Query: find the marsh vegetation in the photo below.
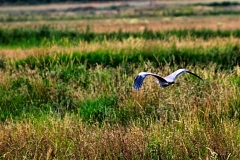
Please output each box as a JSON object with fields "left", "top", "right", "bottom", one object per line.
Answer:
{"left": 0, "top": 1, "right": 240, "bottom": 159}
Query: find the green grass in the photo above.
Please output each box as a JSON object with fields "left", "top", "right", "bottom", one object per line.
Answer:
{"left": 0, "top": 26, "right": 240, "bottom": 159}
{"left": 2, "top": 1, "right": 240, "bottom": 22}
{"left": 0, "top": 45, "right": 239, "bottom": 122}
{"left": 0, "top": 62, "right": 239, "bottom": 158}
{"left": 13, "top": 43, "right": 240, "bottom": 70}
{"left": 2, "top": 26, "right": 240, "bottom": 48}
{"left": 195, "top": 1, "right": 240, "bottom": 7}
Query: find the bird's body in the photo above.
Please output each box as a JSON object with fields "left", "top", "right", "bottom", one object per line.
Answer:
{"left": 133, "top": 69, "right": 204, "bottom": 90}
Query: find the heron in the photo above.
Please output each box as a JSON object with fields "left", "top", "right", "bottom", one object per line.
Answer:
{"left": 133, "top": 69, "right": 204, "bottom": 90}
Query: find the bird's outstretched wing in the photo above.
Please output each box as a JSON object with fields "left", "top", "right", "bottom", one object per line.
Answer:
{"left": 133, "top": 72, "right": 167, "bottom": 90}
{"left": 164, "top": 69, "right": 204, "bottom": 82}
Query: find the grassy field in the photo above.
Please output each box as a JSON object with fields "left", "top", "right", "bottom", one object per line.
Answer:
{"left": 1, "top": 0, "right": 240, "bottom": 21}
{"left": 0, "top": 1, "right": 240, "bottom": 159}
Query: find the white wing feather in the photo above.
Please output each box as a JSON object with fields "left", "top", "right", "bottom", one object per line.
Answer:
{"left": 164, "top": 69, "right": 188, "bottom": 82}
{"left": 164, "top": 69, "right": 204, "bottom": 82}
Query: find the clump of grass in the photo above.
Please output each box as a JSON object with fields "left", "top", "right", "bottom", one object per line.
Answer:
{"left": 0, "top": 116, "right": 147, "bottom": 159}
{"left": 0, "top": 68, "right": 76, "bottom": 120}
{"left": 147, "top": 119, "right": 240, "bottom": 159}
{"left": 77, "top": 95, "right": 118, "bottom": 123}
{"left": 0, "top": 57, "right": 6, "bottom": 70}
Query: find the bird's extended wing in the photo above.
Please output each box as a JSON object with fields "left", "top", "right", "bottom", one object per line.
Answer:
{"left": 164, "top": 69, "right": 204, "bottom": 82}
{"left": 133, "top": 72, "right": 167, "bottom": 90}
{"left": 185, "top": 70, "right": 204, "bottom": 81}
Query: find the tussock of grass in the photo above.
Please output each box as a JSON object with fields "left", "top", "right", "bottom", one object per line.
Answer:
{"left": 0, "top": 117, "right": 147, "bottom": 159}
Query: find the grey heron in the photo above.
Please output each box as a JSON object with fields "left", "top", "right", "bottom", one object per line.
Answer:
{"left": 134, "top": 69, "right": 204, "bottom": 90}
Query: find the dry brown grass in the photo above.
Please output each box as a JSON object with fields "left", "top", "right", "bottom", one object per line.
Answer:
{"left": 1, "top": 15, "right": 240, "bottom": 32}
{"left": 0, "top": 117, "right": 147, "bottom": 159}
{"left": 148, "top": 119, "right": 240, "bottom": 159}
{"left": 0, "top": 6, "right": 239, "bottom": 158}
{"left": 0, "top": 62, "right": 239, "bottom": 159}
{"left": 2, "top": 0, "right": 240, "bottom": 12}
{"left": 1, "top": 36, "right": 240, "bottom": 60}
{"left": 0, "top": 69, "right": 239, "bottom": 159}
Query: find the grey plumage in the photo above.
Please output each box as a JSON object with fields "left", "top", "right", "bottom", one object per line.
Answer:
{"left": 134, "top": 69, "right": 204, "bottom": 90}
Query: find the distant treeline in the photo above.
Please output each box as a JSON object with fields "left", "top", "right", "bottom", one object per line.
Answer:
{"left": 1, "top": 0, "right": 124, "bottom": 5}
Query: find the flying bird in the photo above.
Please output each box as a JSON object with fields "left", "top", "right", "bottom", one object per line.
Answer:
{"left": 134, "top": 69, "right": 204, "bottom": 90}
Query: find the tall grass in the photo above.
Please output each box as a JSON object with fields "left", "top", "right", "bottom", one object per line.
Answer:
{"left": 0, "top": 26, "right": 239, "bottom": 159}
{"left": 1, "top": 26, "right": 240, "bottom": 48}
{"left": 12, "top": 41, "right": 240, "bottom": 70}
{"left": 0, "top": 62, "right": 239, "bottom": 159}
